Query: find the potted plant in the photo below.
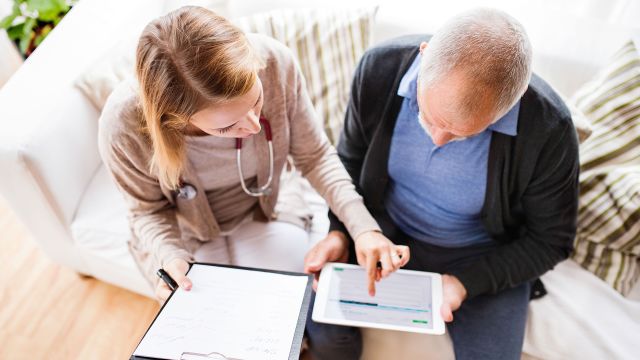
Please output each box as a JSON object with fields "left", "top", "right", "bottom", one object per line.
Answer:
{"left": 0, "top": 0, "right": 77, "bottom": 58}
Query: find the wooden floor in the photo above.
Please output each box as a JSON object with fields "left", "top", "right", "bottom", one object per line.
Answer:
{"left": 0, "top": 196, "right": 159, "bottom": 359}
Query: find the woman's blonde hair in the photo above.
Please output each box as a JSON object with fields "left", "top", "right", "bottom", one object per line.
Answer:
{"left": 136, "top": 6, "right": 264, "bottom": 190}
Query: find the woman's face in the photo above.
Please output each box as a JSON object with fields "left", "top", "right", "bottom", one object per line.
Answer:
{"left": 188, "top": 78, "right": 264, "bottom": 138}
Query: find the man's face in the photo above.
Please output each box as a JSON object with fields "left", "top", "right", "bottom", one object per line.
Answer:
{"left": 416, "top": 69, "right": 497, "bottom": 147}
{"left": 417, "top": 42, "right": 497, "bottom": 147}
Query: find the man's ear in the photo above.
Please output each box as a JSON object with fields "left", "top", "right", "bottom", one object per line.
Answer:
{"left": 419, "top": 41, "right": 429, "bottom": 54}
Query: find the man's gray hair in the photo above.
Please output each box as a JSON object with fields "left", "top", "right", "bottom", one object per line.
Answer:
{"left": 419, "top": 8, "right": 532, "bottom": 117}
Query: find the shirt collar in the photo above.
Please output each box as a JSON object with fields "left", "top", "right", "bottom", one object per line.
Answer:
{"left": 488, "top": 101, "right": 520, "bottom": 136}
{"left": 397, "top": 53, "right": 421, "bottom": 100}
{"left": 397, "top": 53, "right": 520, "bottom": 136}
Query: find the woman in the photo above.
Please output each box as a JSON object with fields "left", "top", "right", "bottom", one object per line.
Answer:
{"left": 98, "top": 5, "right": 408, "bottom": 305}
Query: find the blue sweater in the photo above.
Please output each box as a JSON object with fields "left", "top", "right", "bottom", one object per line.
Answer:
{"left": 386, "top": 54, "right": 520, "bottom": 247}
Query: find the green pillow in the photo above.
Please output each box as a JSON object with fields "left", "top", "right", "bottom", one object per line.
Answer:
{"left": 571, "top": 40, "right": 640, "bottom": 296}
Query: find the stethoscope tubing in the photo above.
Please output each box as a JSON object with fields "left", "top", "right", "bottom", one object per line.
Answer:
{"left": 236, "top": 117, "right": 274, "bottom": 197}
{"left": 176, "top": 117, "right": 275, "bottom": 200}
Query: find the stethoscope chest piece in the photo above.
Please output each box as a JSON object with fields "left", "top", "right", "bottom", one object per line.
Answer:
{"left": 176, "top": 183, "right": 197, "bottom": 200}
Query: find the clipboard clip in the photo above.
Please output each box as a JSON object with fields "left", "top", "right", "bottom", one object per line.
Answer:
{"left": 180, "top": 351, "right": 243, "bottom": 360}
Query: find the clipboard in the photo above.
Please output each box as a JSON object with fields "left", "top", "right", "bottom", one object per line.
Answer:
{"left": 131, "top": 262, "right": 313, "bottom": 360}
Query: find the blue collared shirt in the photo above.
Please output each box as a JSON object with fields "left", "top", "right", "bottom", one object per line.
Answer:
{"left": 385, "top": 54, "right": 520, "bottom": 247}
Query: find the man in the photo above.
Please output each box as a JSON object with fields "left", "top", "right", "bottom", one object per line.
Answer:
{"left": 304, "top": 8, "right": 579, "bottom": 360}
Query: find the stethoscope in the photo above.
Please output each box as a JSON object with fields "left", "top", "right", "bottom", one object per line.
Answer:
{"left": 176, "top": 117, "right": 274, "bottom": 200}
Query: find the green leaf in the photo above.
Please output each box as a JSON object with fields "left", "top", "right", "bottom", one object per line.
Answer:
{"left": 55, "top": 0, "right": 70, "bottom": 11}
{"left": 26, "top": 0, "right": 68, "bottom": 22}
{"left": 18, "top": 32, "right": 31, "bottom": 54}
{"left": 26, "top": 0, "right": 55, "bottom": 13}
{"left": 1, "top": 1, "right": 26, "bottom": 29}
{"left": 18, "top": 17, "right": 36, "bottom": 54}
{"left": 0, "top": 13, "right": 17, "bottom": 29}
{"left": 6, "top": 22, "right": 24, "bottom": 40}
{"left": 13, "top": 1, "right": 24, "bottom": 14}
{"left": 22, "top": 16, "right": 36, "bottom": 35}
{"left": 33, "top": 23, "right": 51, "bottom": 47}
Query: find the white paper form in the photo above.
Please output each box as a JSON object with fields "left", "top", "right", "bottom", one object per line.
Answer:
{"left": 133, "top": 264, "right": 309, "bottom": 360}
{"left": 324, "top": 267, "right": 433, "bottom": 330}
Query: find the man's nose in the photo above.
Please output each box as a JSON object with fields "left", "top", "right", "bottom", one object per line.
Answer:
{"left": 430, "top": 127, "right": 453, "bottom": 147}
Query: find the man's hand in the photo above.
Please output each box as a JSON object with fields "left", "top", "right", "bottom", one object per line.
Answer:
{"left": 354, "top": 231, "right": 410, "bottom": 297}
{"left": 304, "top": 231, "right": 350, "bottom": 290}
{"left": 155, "top": 258, "right": 192, "bottom": 303}
{"left": 440, "top": 274, "right": 467, "bottom": 322}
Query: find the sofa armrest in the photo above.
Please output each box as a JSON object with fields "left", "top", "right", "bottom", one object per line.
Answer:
{"left": 0, "top": 0, "right": 163, "bottom": 271}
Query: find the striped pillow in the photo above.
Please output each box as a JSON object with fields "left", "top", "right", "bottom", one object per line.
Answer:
{"left": 571, "top": 40, "right": 640, "bottom": 296}
{"left": 234, "top": 8, "right": 376, "bottom": 144}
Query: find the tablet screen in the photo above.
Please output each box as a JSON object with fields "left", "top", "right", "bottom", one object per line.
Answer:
{"left": 323, "top": 265, "right": 435, "bottom": 331}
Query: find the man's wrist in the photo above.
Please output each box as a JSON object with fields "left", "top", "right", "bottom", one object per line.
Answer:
{"left": 445, "top": 274, "right": 468, "bottom": 300}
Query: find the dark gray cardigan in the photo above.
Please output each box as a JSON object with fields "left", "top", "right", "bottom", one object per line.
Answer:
{"left": 329, "top": 35, "right": 580, "bottom": 299}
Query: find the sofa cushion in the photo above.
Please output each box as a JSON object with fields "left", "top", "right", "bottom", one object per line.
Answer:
{"left": 70, "top": 165, "right": 132, "bottom": 269}
{"left": 571, "top": 40, "right": 640, "bottom": 296}
{"left": 523, "top": 260, "right": 640, "bottom": 359}
{"left": 74, "top": 38, "right": 137, "bottom": 111}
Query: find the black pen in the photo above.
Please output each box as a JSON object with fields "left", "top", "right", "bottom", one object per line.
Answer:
{"left": 156, "top": 268, "right": 178, "bottom": 291}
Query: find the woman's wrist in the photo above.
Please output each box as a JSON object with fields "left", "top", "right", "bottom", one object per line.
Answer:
{"left": 339, "top": 201, "right": 382, "bottom": 240}
{"left": 327, "top": 230, "right": 349, "bottom": 246}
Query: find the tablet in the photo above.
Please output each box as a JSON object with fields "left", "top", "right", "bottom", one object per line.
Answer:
{"left": 312, "top": 263, "right": 445, "bottom": 335}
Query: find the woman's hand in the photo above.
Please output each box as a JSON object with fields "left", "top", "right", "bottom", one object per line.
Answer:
{"left": 155, "top": 258, "right": 192, "bottom": 303}
{"left": 440, "top": 274, "right": 467, "bottom": 322}
{"left": 354, "top": 231, "right": 410, "bottom": 296}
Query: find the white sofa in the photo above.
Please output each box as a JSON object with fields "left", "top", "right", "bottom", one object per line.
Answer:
{"left": 0, "top": 0, "right": 23, "bottom": 88}
{"left": 0, "top": 0, "right": 638, "bottom": 359}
